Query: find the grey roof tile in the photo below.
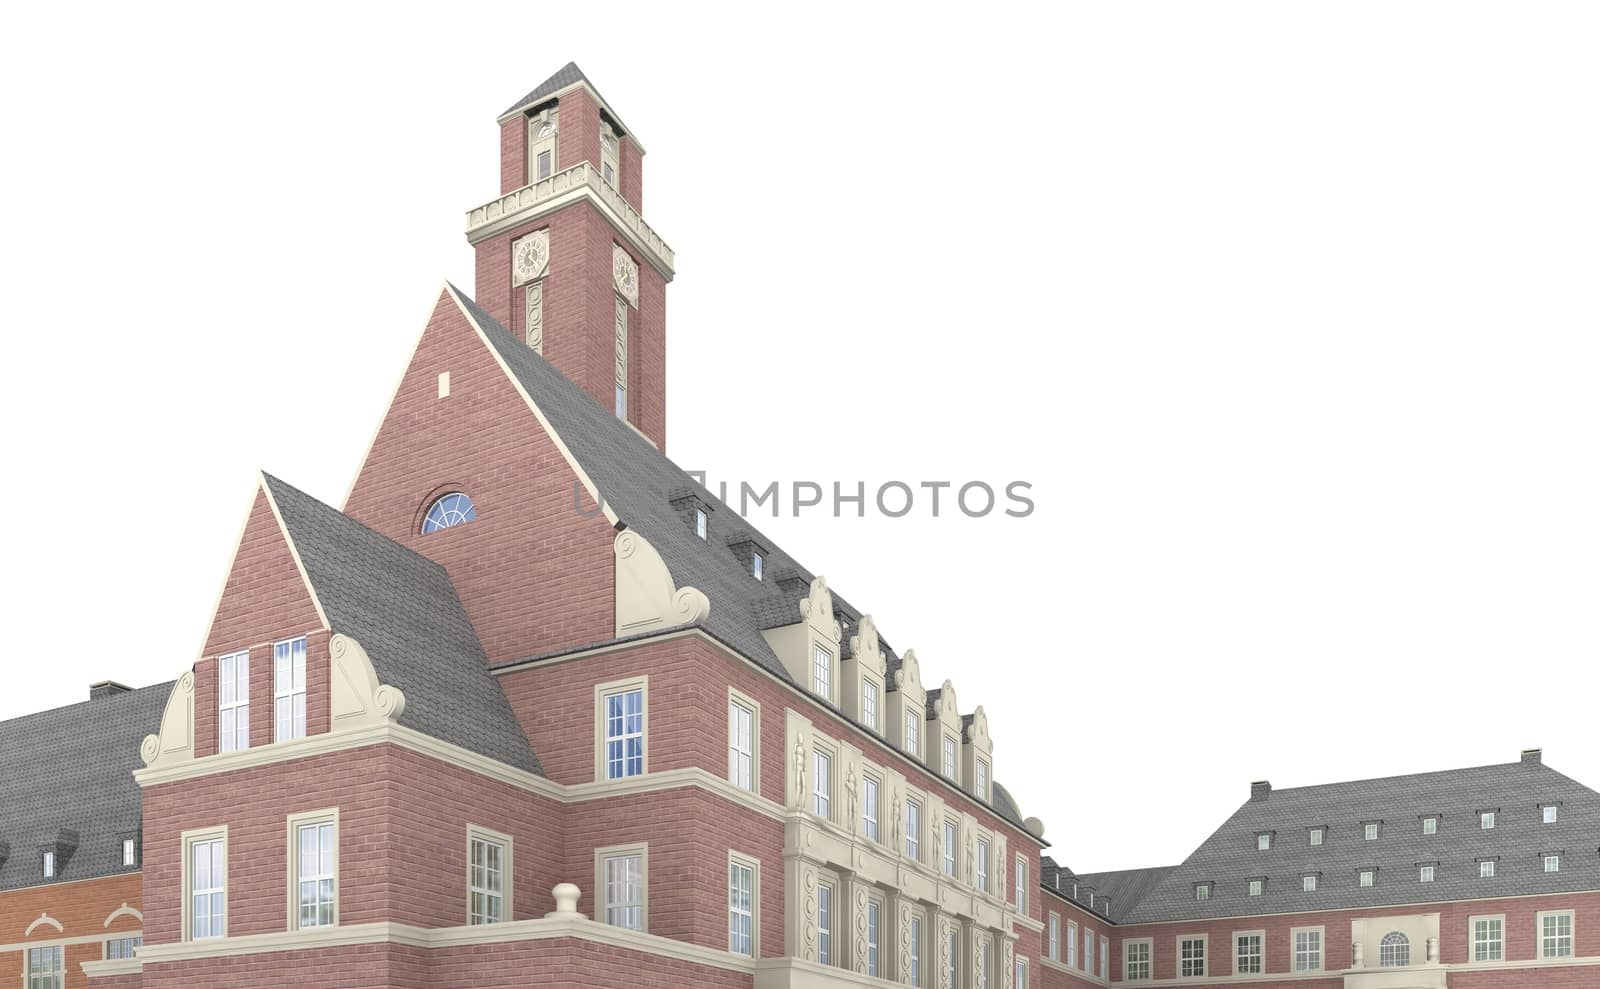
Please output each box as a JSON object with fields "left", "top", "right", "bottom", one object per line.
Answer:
{"left": 263, "top": 474, "right": 541, "bottom": 774}
{"left": 499, "top": 61, "right": 635, "bottom": 139}
{"left": 0, "top": 683, "right": 169, "bottom": 892}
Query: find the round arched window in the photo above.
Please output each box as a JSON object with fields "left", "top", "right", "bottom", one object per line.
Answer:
{"left": 422, "top": 492, "right": 477, "bottom": 534}
{"left": 1379, "top": 931, "right": 1410, "bottom": 968}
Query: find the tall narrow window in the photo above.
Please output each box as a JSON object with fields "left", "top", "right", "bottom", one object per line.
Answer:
{"left": 695, "top": 508, "right": 708, "bottom": 540}
{"left": 813, "top": 748, "right": 832, "bottom": 819}
{"left": 866, "top": 899, "right": 881, "bottom": 976}
{"left": 943, "top": 820, "right": 958, "bottom": 875}
{"left": 601, "top": 127, "right": 620, "bottom": 190}
{"left": 818, "top": 882, "right": 834, "bottom": 965}
{"left": 1067, "top": 921, "right": 1078, "bottom": 967}
{"left": 273, "top": 636, "right": 307, "bottom": 742}
{"left": 468, "top": 830, "right": 507, "bottom": 925}
{"left": 293, "top": 818, "right": 336, "bottom": 929}
{"left": 904, "top": 709, "right": 920, "bottom": 757}
{"left": 812, "top": 644, "right": 831, "bottom": 700}
{"left": 26, "top": 946, "right": 63, "bottom": 989}
{"left": 862, "top": 679, "right": 879, "bottom": 730}
{"left": 1101, "top": 937, "right": 1110, "bottom": 980}
{"left": 977, "top": 939, "right": 990, "bottom": 989}
{"left": 188, "top": 836, "right": 226, "bottom": 939}
{"left": 614, "top": 296, "right": 628, "bottom": 419}
{"left": 977, "top": 837, "right": 989, "bottom": 892}
{"left": 1472, "top": 918, "right": 1504, "bottom": 961}
{"left": 1015, "top": 856, "right": 1027, "bottom": 912}
{"left": 1180, "top": 936, "right": 1205, "bottom": 977}
{"left": 905, "top": 797, "right": 921, "bottom": 860}
{"left": 942, "top": 735, "right": 957, "bottom": 778}
{"left": 729, "top": 857, "right": 755, "bottom": 956}
{"left": 1236, "top": 934, "right": 1262, "bottom": 974}
{"left": 909, "top": 914, "right": 923, "bottom": 987}
{"left": 729, "top": 696, "right": 754, "bottom": 791}
{"left": 42, "top": 851, "right": 54, "bottom": 878}
{"left": 976, "top": 758, "right": 989, "bottom": 801}
{"left": 1294, "top": 930, "right": 1322, "bottom": 971}
{"left": 1085, "top": 930, "right": 1094, "bottom": 974}
{"left": 862, "top": 776, "right": 879, "bottom": 840}
{"left": 946, "top": 928, "right": 959, "bottom": 987}
{"left": 752, "top": 550, "right": 764, "bottom": 580}
{"left": 528, "top": 113, "right": 558, "bottom": 183}
{"left": 1048, "top": 914, "right": 1059, "bottom": 959}
{"left": 604, "top": 685, "right": 645, "bottom": 779}
{"left": 218, "top": 650, "right": 249, "bottom": 752}
{"left": 602, "top": 850, "right": 644, "bottom": 931}
{"left": 1015, "top": 957, "right": 1027, "bottom": 989}
{"left": 122, "top": 838, "right": 137, "bottom": 867}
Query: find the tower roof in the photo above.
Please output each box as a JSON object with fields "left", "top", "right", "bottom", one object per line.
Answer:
{"left": 498, "top": 61, "right": 639, "bottom": 145}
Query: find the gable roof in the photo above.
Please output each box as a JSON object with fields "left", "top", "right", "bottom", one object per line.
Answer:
{"left": 1070, "top": 865, "right": 1177, "bottom": 923}
{"left": 1119, "top": 755, "right": 1600, "bottom": 924}
{"left": 262, "top": 473, "right": 541, "bottom": 774}
{"left": 0, "top": 683, "right": 170, "bottom": 892}
{"left": 446, "top": 286, "right": 1031, "bottom": 831}
{"left": 499, "top": 61, "right": 636, "bottom": 141}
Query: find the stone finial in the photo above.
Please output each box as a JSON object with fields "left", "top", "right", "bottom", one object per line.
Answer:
{"left": 548, "top": 882, "right": 582, "bottom": 918}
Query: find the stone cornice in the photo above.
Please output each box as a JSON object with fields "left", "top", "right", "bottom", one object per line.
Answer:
{"left": 465, "top": 162, "right": 674, "bottom": 278}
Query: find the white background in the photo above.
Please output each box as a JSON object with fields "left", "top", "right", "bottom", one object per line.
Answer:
{"left": 2, "top": 3, "right": 1596, "bottom": 873}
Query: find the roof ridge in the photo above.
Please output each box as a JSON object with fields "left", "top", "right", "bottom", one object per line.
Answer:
{"left": 260, "top": 471, "right": 453, "bottom": 582}
{"left": 1267, "top": 758, "right": 1546, "bottom": 795}
{"left": 0, "top": 680, "right": 174, "bottom": 731}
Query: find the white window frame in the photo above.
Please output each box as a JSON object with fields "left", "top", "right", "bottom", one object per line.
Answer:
{"left": 528, "top": 111, "right": 558, "bottom": 183}
{"left": 728, "top": 850, "right": 759, "bottom": 957}
{"left": 945, "top": 927, "right": 959, "bottom": 987}
{"left": 1048, "top": 913, "right": 1059, "bottom": 960}
{"left": 812, "top": 643, "right": 832, "bottom": 701}
{"left": 1257, "top": 832, "right": 1272, "bottom": 850}
{"left": 1195, "top": 882, "right": 1212, "bottom": 900}
{"left": 1481, "top": 810, "right": 1497, "bottom": 829}
{"left": 1309, "top": 826, "right": 1325, "bottom": 845}
{"left": 218, "top": 649, "right": 250, "bottom": 753}
{"left": 25, "top": 945, "right": 64, "bottom": 989}
{"left": 1480, "top": 859, "right": 1496, "bottom": 878}
{"left": 751, "top": 549, "right": 763, "bottom": 580}
{"left": 1234, "top": 930, "right": 1265, "bottom": 975}
{"left": 41, "top": 850, "right": 54, "bottom": 878}
{"left": 1360, "top": 869, "right": 1376, "bottom": 887}
{"left": 467, "top": 824, "right": 510, "bottom": 925}
{"left": 286, "top": 807, "right": 339, "bottom": 931}
{"left": 943, "top": 819, "right": 958, "bottom": 875}
{"left": 1537, "top": 909, "right": 1574, "bottom": 960}
{"left": 1292, "top": 926, "right": 1324, "bottom": 972}
{"left": 903, "top": 708, "right": 920, "bottom": 757}
{"left": 1178, "top": 934, "right": 1206, "bottom": 977}
{"left": 1542, "top": 804, "right": 1559, "bottom": 824}
{"left": 942, "top": 734, "right": 958, "bottom": 779}
{"left": 694, "top": 507, "right": 708, "bottom": 540}
{"left": 272, "top": 635, "right": 307, "bottom": 743}
{"left": 905, "top": 795, "right": 922, "bottom": 861}
{"left": 1100, "top": 936, "right": 1109, "bottom": 980}
{"left": 1067, "top": 920, "right": 1078, "bottom": 967}
{"left": 1124, "top": 937, "right": 1152, "bottom": 981}
{"left": 1364, "top": 822, "right": 1380, "bottom": 840}
{"left": 862, "top": 774, "right": 880, "bottom": 841}
{"left": 1470, "top": 914, "right": 1505, "bottom": 962}
{"left": 1015, "top": 956, "right": 1028, "bottom": 989}
{"left": 595, "top": 675, "right": 648, "bottom": 781}
{"left": 909, "top": 910, "right": 923, "bottom": 987}
{"left": 818, "top": 878, "right": 836, "bottom": 966}
{"left": 596, "top": 842, "right": 647, "bottom": 932}
{"left": 1085, "top": 928, "right": 1095, "bottom": 974}
{"left": 1015, "top": 854, "right": 1028, "bottom": 912}
{"left": 866, "top": 896, "right": 882, "bottom": 977}
{"left": 862, "top": 678, "right": 879, "bottom": 731}
{"left": 121, "top": 838, "right": 137, "bottom": 867}
{"left": 1303, "top": 874, "right": 1318, "bottom": 892}
{"left": 1545, "top": 854, "right": 1561, "bottom": 873}
{"left": 1248, "top": 878, "right": 1263, "bottom": 897}
{"left": 600, "top": 125, "right": 621, "bottom": 190}
{"left": 977, "top": 836, "right": 990, "bottom": 892}
{"left": 1422, "top": 816, "right": 1438, "bottom": 835}
{"left": 728, "top": 687, "right": 758, "bottom": 793}
{"left": 181, "top": 825, "right": 228, "bottom": 941}
{"left": 813, "top": 743, "right": 834, "bottom": 820}
{"left": 976, "top": 757, "right": 990, "bottom": 801}
{"left": 1420, "top": 864, "right": 1436, "bottom": 883}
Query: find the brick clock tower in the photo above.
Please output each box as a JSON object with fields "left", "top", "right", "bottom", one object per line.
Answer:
{"left": 466, "top": 62, "right": 673, "bottom": 450}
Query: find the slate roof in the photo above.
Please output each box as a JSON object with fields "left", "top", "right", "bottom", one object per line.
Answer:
{"left": 1118, "top": 754, "right": 1600, "bottom": 924}
{"left": 499, "top": 61, "right": 635, "bottom": 141}
{"left": 0, "top": 683, "right": 170, "bottom": 892}
{"left": 1071, "top": 865, "right": 1177, "bottom": 923}
{"left": 449, "top": 286, "right": 1031, "bottom": 831}
{"left": 263, "top": 473, "right": 541, "bottom": 774}
{"left": 1038, "top": 855, "right": 1120, "bottom": 922}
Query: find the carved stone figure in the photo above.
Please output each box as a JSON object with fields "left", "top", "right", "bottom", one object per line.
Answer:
{"left": 794, "top": 739, "right": 806, "bottom": 808}
{"left": 846, "top": 768, "right": 858, "bottom": 828}
{"left": 1353, "top": 941, "right": 1365, "bottom": 968}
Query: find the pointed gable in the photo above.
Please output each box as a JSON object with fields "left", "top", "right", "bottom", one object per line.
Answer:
{"left": 203, "top": 486, "right": 326, "bottom": 657}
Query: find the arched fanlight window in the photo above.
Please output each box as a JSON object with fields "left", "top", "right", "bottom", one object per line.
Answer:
{"left": 1379, "top": 931, "right": 1410, "bottom": 968}
{"left": 422, "top": 492, "right": 477, "bottom": 534}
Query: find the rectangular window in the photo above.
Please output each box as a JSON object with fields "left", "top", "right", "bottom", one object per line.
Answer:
{"left": 813, "top": 748, "right": 832, "bottom": 819}
{"left": 1015, "top": 855, "right": 1027, "bottom": 912}
{"left": 1364, "top": 822, "right": 1379, "bottom": 840}
{"left": 867, "top": 899, "right": 880, "bottom": 976}
{"left": 729, "top": 696, "right": 755, "bottom": 791}
{"left": 601, "top": 850, "right": 645, "bottom": 931}
{"left": 603, "top": 683, "right": 645, "bottom": 780}
{"left": 942, "top": 735, "right": 957, "bottom": 778}
{"left": 1480, "top": 860, "right": 1495, "bottom": 878}
{"left": 695, "top": 508, "right": 707, "bottom": 540}
{"left": 218, "top": 650, "right": 250, "bottom": 752}
{"left": 977, "top": 938, "right": 990, "bottom": 988}
{"left": 943, "top": 820, "right": 958, "bottom": 875}
{"left": 1303, "top": 874, "right": 1318, "bottom": 892}
{"left": 904, "top": 709, "right": 920, "bottom": 756}
{"left": 1100, "top": 937, "right": 1109, "bottom": 980}
{"left": 26, "top": 946, "right": 63, "bottom": 989}
{"left": 1125, "top": 939, "right": 1151, "bottom": 981}
{"left": 1085, "top": 930, "right": 1094, "bottom": 973}
{"left": 1545, "top": 854, "right": 1561, "bottom": 873}
{"left": 1180, "top": 936, "right": 1205, "bottom": 977}
{"left": 977, "top": 837, "right": 990, "bottom": 892}
{"left": 1015, "top": 957, "right": 1027, "bottom": 989}
{"left": 905, "top": 797, "right": 921, "bottom": 860}
{"left": 42, "top": 850, "right": 54, "bottom": 878}
{"left": 1360, "top": 869, "right": 1375, "bottom": 887}
{"left": 536, "top": 149, "right": 553, "bottom": 180}
{"left": 812, "top": 644, "right": 831, "bottom": 700}
{"left": 1194, "top": 883, "right": 1211, "bottom": 900}
{"left": 1472, "top": 917, "right": 1504, "bottom": 961}
{"left": 728, "top": 856, "right": 755, "bottom": 957}
{"left": 1236, "top": 933, "right": 1263, "bottom": 974}
{"left": 1420, "top": 865, "right": 1436, "bottom": 882}
{"left": 105, "top": 937, "right": 141, "bottom": 961}
{"left": 752, "top": 550, "right": 763, "bottom": 580}
{"left": 1248, "top": 879, "right": 1263, "bottom": 897}
{"left": 468, "top": 828, "right": 508, "bottom": 925}
{"left": 1543, "top": 805, "right": 1559, "bottom": 824}
{"left": 862, "top": 679, "right": 879, "bottom": 731}
{"left": 1423, "top": 816, "right": 1438, "bottom": 835}
{"left": 1067, "top": 921, "right": 1078, "bottom": 967}
{"left": 272, "top": 637, "right": 307, "bottom": 742}
{"left": 909, "top": 914, "right": 922, "bottom": 987}
{"left": 976, "top": 758, "right": 989, "bottom": 800}
{"left": 601, "top": 128, "right": 620, "bottom": 190}
{"left": 1257, "top": 833, "right": 1271, "bottom": 850}
{"left": 614, "top": 296, "right": 628, "bottom": 419}
{"left": 1540, "top": 912, "right": 1574, "bottom": 959}
{"left": 1294, "top": 929, "right": 1322, "bottom": 971}
{"left": 818, "top": 882, "right": 834, "bottom": 966}
{"left": 290, "top": 812, "right": 337, "bottom": 930}
{"left": 1481, "top": 811, "right": 1496, "bottom": 829}
{"left": 946, "top": 929, "right": 958, "bottom": 987}
{"left": 1048, "top": 913, "right": 1059, "bottom": 959}
{"left": 186, "top": 833, "right": 227, "bottom": 939}
{"left": 122, "top": 838, "right": 137, "bottom": 867}
{"left": 863, "top": 776, "right": 879, "bottom": 840}
{"left": 1309, "top": 826, "right": 1324, "bottom": 845}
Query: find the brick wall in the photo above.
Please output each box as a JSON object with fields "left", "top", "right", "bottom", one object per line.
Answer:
{"left": 343, "top": 288, "right": 618, "bottom": 665}
{"left": 499, "top": 115, "right": 524, "bottom": 195}
{"left": 1, "top": 872, "right": 142, "bottom": 989}
{"left": 621, "top": 135, "right": 643, "bottom": 213}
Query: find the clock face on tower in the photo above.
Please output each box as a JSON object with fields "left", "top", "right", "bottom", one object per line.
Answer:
{"left": 512, "top": 231, "right": 550, "bottom": 286}
{"left": 612, "top": 245, "right": 639, "bottom": 306}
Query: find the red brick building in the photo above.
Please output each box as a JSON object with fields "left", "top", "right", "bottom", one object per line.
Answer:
{"left": 2, "top": 63, "right": 1595, "bottom": 989}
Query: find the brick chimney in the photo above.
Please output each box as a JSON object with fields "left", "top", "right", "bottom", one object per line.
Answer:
{"left": 1520, "top": 748, "right": 1542, "bottom": 766}
{"left": 1250, "top": 780, "right": 1272, "bottom": 802}
{"left": 90, "top": 681, "right": 132, "bottom": 701}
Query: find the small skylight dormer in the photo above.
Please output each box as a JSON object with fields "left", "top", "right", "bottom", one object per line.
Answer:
{"left": 1256, "top": 831, "right": 1273, "bottom": 851}
{"left": 1308, "top": 826, "right": 1325, "bottom": 846}
{"left": 1481, "top": 809, "right": 1498, "bottom": 830}
{"left": 42, "top": 850, "right": 55, "bottom": 878}
{"left": 1542, "top": 803, "right": 1560, "bottom": 824}
{"left": 1363, "top": 820, "right": 1382, "bottom": 841}
{"left": 1193, "top": 882, "right": 1212, "bottom": 901}
{"left": 695, "top": 507, "right": 708, "bottom": 540}
{"left": 752, "top": 550, "right": 764, "bottom": 580}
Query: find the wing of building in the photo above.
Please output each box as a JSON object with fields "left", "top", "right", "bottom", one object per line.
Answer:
{"left": 2, "top": 61, "right": 1595, "bottom": 989}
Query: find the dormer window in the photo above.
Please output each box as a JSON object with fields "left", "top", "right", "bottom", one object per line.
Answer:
{"left": 942, "top": 736, "right": 957, "bottom": 779}
{"left": 1479, "top": 859, "right": 1496, "bottom": 878}
{"left": 862, "top": 679, "right": 879, "bottom": 731}
{"left": 695, "top": 508, "right": 708, "bottom": 540}
{"left": 1256, "top": 832, "right": 1272, "bottom": 851}
{"left": 1364, "top": 822, "right": 1381, "bottom": 840}
{"left": 1193, "top": 882, "right": 1212, "bottom": 901}
{"left": 976, "top": 758, "right": 990, "bottom": 802}
{"left": 122, "top": 838, "right": 137, "bottom": 867}
{"left": 1359, "top": 869, "right": 1376, "bottom": 888}
{"left": 752, "top": 551, "right": 764, "bottom": 580}
{"left": 1308, "top": 827, "right": 1325, "bottom": 846}
{"left": 812, "top": 644, "right": 831, "bottom": 701}
{"left": 1544, "top": 854, "right": 1561, "bottom": 873}
{"left": 1481, "top": 811, "right": 1497, "bottom": 830}
{"left": 1419, "top": 864, "right": 1436, "bottom": 883}
{"left": 1422, "top": 816, "right": 1438, "bottom": 835}
{"left": 1248, "top": 878, "right": 1264, "bottom": 897}
{"left": 1302, "top": 874, "right": 1318, "bottom": 892}
{"left": 42, "top": 850, "right": 55, "bottom": 878}
{"left": 1542, "top": 804, "right": 1559, "bottom": 824}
